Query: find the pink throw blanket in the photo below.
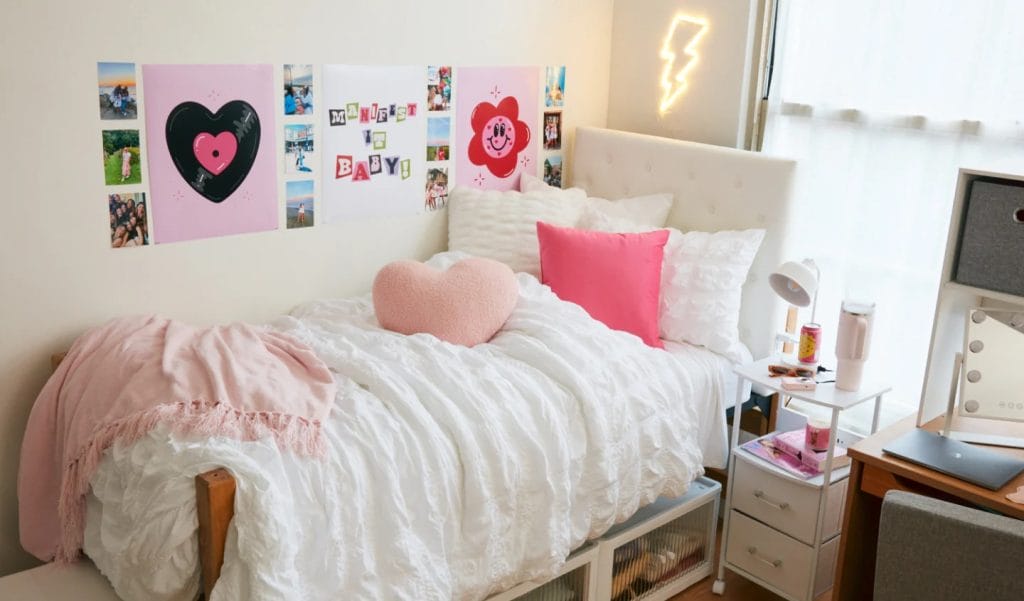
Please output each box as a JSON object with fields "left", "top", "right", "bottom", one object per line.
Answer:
{"left": 18, "top": 315, "right": 336, "bottom": 563}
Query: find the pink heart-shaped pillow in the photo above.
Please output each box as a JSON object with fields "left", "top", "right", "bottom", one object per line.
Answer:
{"left": 372, "top": 257, "right": 517, "bottom": 347}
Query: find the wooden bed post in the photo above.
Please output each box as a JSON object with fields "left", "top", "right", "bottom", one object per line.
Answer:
{"left": 195, "top": 469, "right": 236, "bottom": 600}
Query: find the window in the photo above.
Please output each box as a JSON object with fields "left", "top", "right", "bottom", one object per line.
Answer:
{"left": 763, "top": 0, "right": 1024, "bottom": 431}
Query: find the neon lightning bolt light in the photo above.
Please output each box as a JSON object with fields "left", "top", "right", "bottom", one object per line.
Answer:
{"left": 658, "top": 15, "right": 709, "bottom": 114}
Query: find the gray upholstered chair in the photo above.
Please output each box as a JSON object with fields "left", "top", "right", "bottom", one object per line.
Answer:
{"left": 874, "top": 490, "right": 1024, "bottom": 601}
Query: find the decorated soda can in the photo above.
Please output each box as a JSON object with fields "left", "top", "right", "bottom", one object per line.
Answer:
{"left": 798, "top": 323, "right": 822, "bottom": 364}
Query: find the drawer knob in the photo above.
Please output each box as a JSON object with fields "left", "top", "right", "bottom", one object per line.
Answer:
{"left": 753, "top": 489, "right": 790, "bottom": 510}
{"left": 747, "top": 545, "right": 783, "bottom": 568}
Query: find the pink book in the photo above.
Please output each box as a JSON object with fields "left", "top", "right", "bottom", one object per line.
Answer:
{"left": 770, "top": 429, "right": 849, "bottom": 473}
{"left": 741, "top": 439, "right": 820, "bottom": 479}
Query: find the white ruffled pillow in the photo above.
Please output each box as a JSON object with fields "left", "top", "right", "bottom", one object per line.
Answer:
{"left": 578, "top": 206, "right": 764, "bottom": 357}
{"left": 521, "top": 173, "right": 673, "bottom": 228}
{"left": 448, "top": 185, "right": 586, "bottom": 275}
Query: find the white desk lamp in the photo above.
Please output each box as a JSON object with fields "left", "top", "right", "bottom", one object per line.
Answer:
{"left": 769, "top": 259, "right": 820, "bottom": 364}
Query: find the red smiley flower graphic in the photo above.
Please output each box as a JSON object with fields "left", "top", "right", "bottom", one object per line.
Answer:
{"left": 467, "top": 96, "right": 531, "bottom": 178}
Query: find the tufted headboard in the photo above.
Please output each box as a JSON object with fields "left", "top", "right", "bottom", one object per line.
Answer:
{"left": 571, "top": 127, "right": 798, "bottom": 360}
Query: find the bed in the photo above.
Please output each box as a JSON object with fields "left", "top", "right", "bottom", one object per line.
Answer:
{"left": 36, "top": 127, "right": 797, "bottom": 601}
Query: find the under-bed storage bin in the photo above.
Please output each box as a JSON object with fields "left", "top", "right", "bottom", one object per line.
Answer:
{"left": 487, "top": 544, "right": 599, "bottom": 601}
{"left": 595, "top": 477, "right": 721, "bottom": 601}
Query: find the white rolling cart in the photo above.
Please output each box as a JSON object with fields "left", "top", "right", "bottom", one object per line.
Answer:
{"left": 712, "top": 358, "right": 890, "bottom": 600}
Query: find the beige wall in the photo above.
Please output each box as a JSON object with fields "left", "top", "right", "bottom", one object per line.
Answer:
{"left": 607, "top": 0, "right": 762, "bottom": 148}
{"left": 0, "top": 0, "right": 613, "bottom": 575}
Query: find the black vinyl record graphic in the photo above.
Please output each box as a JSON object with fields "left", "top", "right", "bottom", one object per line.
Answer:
{"left": 165, "top": 100, "right": 261, "bottom": 203}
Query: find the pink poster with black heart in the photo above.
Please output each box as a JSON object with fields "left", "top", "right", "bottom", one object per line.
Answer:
{"left": 142, "top": 64, "right": 277, "bottom": 243}
{"left": 455, "top": 66, "right": 539, "bottom": 191}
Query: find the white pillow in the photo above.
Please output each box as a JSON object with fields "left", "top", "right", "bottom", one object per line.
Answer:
{"left": 448, "top": 185, "right": 586, "bottom": 275}
{"left": 521, "top": 173, "right": 673, "bottom": 228}
{"left": 579, "top": 206, "right": 764, "bottom": 357}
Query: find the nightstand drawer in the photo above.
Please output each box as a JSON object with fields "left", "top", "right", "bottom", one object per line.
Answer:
{"left": 726, "top": 511, "right": 815, "bottom": 599}
{"left": 732, "top": 456, "right": 847, "bottom": 545}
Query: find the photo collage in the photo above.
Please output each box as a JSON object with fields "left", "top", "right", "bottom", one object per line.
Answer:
{"left": 543, "top": 65, "right": 565, "bottom": 188}
{"left": 425, "top": 65, "right": 451, "bottom": 212}
{"left": 284, "top": 64, "right": 315, "bottom": 229}
{"left": 91, "top": 61, "right": 567, "bottom": 248}
{"left": 98, "top": 61, "right": 150, "bottom": 248}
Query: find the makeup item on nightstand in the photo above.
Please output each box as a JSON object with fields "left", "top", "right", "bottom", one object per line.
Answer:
{"left": 769, "top": 258, "right": 821, "bottom": 366}
{"left": 805, "top": 416, "right": 831, "bottom": 452}
{"left": 781, "top": 376, "right": 817, "bottom": 391}
{"left": 835, "top": 300, "right": 876, "bottom": 391}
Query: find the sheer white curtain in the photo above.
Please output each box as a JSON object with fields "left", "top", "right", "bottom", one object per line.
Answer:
{"left": 763, "top": 0, "right": 1024, "bottom": 431}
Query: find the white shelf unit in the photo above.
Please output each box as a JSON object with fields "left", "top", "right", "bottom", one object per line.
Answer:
{"left": 714, "top": 358, "right": 889, "bottom": 601}
{"left": 595, "top": 477, "right": 721, "bottom": 601}
{"left": 487, "top": 544, "right": 599, "bottom": 601}
{"left": 918, "top": 167, "right": 1024, "bottom": 426}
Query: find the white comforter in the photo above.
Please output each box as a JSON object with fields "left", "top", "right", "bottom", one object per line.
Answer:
{"left": 84, "top": 253, "right": 717, "bottom": 601}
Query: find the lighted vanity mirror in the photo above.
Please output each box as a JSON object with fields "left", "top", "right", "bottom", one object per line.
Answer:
{"left": 961, "top": 308, "right": 1024, "bottom": 422}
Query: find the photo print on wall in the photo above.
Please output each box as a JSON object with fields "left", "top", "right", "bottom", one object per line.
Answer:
{"left": 425, "top": 167, "right": 448, "bottom": 212}
{"left": 545, "top": 65, "right": 565, "bottom": 107}
{"left": 142, "top": 64, "right": 278, "bottom": 243}
{"left": 543, "top": 111, "right": 562, "bottom": 150}
{"left": 97, "top": 62, "right": 138, "bottom": 120}
{"left": 321, "top": 65, "right": 426, "bottom": 222}
{"left": 284, "top": 64, "right": 313, "bottom": 116}
{"left": 427, "top": 117, "right": 450, "bottom": 161}
{"left": 101, "top": 129, "right": 142, "bottom": 186}
{"left": 285, "top": 123, "right": 314, "bottom": 175}
{"left": 286, "top": 180, "right": 314, "bottom": 229}
{"left": 544, "top": 155, "right": 562, "bottom": 188}
{"left": 108, "top": 192, "right": 149, "bottom": 248}
{"left": 427, "top": 65, "right": 452, "bottom": 112}
{"left": 456, "top": 66, "right": 539, "bottom": 191}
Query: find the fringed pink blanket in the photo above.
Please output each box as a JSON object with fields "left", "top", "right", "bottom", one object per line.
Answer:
{"left": 18, "top": 315, "right": 336, "bottom": 563}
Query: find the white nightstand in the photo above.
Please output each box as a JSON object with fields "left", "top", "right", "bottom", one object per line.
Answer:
{"left": 712, "top": 357, "right": 891, "bottom": 601}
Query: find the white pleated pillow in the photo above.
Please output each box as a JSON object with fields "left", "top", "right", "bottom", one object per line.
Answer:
{"left": 579, "top": 206, "right": 764, "bottom": 357}
{"left": 448, "top": 185, "right": 586, "bottom": 275}
{"left": 520, "top": 173, "right": 674, "bottom": 228}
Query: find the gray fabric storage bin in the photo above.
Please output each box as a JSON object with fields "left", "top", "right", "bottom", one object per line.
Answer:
{"left": 954, "top": 178, "right": 1024, "bottom": 297}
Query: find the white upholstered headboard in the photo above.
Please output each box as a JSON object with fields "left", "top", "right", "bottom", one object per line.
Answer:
{"left": 571, "top": 127, "right": 797, "bottom": 360}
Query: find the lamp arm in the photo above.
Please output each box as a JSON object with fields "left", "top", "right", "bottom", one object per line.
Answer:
{"left": 809, "top": 261, "right": 821, "bottom": 324}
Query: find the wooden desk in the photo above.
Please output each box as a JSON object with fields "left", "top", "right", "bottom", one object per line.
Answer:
{"left": 832, "top": 415, "right": 1024, "bottom": 601}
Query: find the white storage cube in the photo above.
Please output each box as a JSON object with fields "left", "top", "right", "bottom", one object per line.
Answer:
{"left": 595, "top": 477, "right": 721, "bottom": 601}
{"left": 487, "top": 544, "right": 599, "bottom": 601}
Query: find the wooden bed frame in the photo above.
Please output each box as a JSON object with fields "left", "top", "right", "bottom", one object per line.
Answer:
{"left": 51, "top": 351, "right": 233, "bottom": 601}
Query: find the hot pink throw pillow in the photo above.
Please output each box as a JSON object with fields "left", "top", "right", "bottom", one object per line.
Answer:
{"left": 536, "top": 221, "right": 669, "bottom": 348}
{"left": 373, "top": 257, "right": 518, "bottom": 347}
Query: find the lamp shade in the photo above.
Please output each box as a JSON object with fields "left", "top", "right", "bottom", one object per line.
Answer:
{"left": 770, "top": 260, "right": 819, "bottom": 307}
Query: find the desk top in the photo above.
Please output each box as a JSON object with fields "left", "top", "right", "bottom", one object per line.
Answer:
{"left": 849, "top": 414, "right": 1024, "bottom": 519}
{"left": 735, "top": 357, "right": 891, "bottom": 410}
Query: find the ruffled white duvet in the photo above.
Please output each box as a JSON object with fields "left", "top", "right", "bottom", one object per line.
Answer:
{"left": 83, "top": 253, "right": 725, "bottom": 601}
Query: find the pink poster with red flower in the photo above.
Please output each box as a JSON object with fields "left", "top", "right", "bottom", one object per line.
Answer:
{"left": 455, "top": 66, "right": 539, "bottom": 191}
